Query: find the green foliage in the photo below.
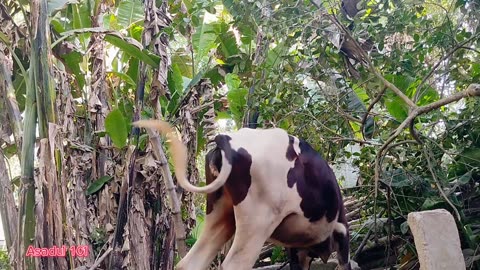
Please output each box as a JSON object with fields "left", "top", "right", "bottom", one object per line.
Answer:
{"left": 3, "top": 144, "right": 18, "bottom": 159}
{"left": 271, "top": 246, "right": 287, "bottom": 264}
{"left": 105, "top": 109, "right": 128, "bottom": 148}
{"left": 86, "top": 176, "right": 114, "bottom": 196}
{"left": 48, "top": 0, "right": 79, "bottom": 16}
{"left": 108, "top": 71, "right": 136, "bottom": 87}
{"left": 90, "top": 227, "right": 107, "bottom": 257}
{"left": 104, "top": 34, "right": 160, "bottom": 67}
{"left": 116, "top": 0, "right": 144, "bottom": 28}
{"left": 225, "top": 74, "right": 247, "bottom": 126}
{"left": 185, "top": 210, "right": 205, "bottom": 247}
{"left": 5, "top": 0, "right": 480, "bottom": 268}
{"left": 70, "top": 2, "right": 92, "bottom": 45}
{"left": 0, "top": 249, "right": 10, "bottom": 270}
{"left": 192, "top": 22, "right": 219, "bottom": 63}
{"left": 167, "top": 63, "right": 185, "bottom": 95}
{"left": 384, "top": 95, "right": 409, "bottom": 121}
{"left": 61, "top": 51, "right": 85, "bottom": 91}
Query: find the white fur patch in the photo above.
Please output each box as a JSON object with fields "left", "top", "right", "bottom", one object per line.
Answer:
{"left": 334, "top": 221, "right": 347, "bottom": 236}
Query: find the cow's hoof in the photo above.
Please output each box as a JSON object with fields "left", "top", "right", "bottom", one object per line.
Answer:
{"left": 349, "top": 259, "right": 361, "bottom": 270}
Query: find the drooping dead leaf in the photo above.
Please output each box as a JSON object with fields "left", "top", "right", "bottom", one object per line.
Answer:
{"left": 144, "top": 0, "right": 172, "bottom": 101}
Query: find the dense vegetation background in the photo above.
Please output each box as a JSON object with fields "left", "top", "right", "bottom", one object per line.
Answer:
{"left": 0, "top": 0, "right": 479, "bottom": 269}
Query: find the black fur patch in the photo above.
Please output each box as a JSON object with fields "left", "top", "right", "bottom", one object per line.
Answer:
{"left": 286, "top": 139, "right": 341, "bottom": 223}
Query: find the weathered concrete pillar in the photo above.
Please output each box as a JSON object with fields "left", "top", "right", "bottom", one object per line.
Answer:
{"left": 407, "top": 209, "right": 466, "bottom": 270}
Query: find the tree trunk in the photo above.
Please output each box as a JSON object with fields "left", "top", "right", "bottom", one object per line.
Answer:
{"left": 179, "top": 82, "right": 202, "bottom": 234}
{"left": 35, "top": 138, "right": 67, "bottom": 269}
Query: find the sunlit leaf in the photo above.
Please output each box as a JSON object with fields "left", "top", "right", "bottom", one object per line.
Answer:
{"left": 192, "top": 22, "right": 218, "bottom": 63}
{"left": 72, "top": 2, "right": 92, "bottom": 45}
{"left": 105, "top": 34, "right": 160, "bottom": 67}
{"left": 117, "top": 0, "right": 144, "bottom": 28}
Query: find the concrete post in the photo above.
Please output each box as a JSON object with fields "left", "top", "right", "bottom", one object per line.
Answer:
{"left": 407, "top": 209, "right": 466, "bottom": 270}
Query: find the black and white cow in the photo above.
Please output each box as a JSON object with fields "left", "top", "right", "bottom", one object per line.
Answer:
{"left": 134, "top": 120, "right": 352, "bottom": 270}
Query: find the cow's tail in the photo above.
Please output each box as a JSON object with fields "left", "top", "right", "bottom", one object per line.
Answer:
{"left": 133, "top": 120, "right": 232, "bottom": 194}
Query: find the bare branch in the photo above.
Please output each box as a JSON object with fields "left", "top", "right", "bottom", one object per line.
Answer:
{"left": 417, "top": 84, "right": 480, "bottom": 114}
{"left": 370, "top": 67, "right": 417, "bottom": 109}
{"left": 336, "top": 108, "right": 363, "bottom": 123}
{"left": 361, "top": 86, "right": 387, "bottom": 140}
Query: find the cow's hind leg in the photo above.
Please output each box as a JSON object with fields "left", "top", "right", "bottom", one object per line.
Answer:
{"left": 220, "top": 203, "right": 283, "bottom": 270}
{"left": 333, "top": 226, "right": 351, "bottom": 270}
{"left": 288, "top": 248, "right": 302, "bottom": 270}
{"left": 176, "top": 196, "right": 235, "bottom": 270}
{"left": 289, "top": 248, "right": 313, "bottom": 270}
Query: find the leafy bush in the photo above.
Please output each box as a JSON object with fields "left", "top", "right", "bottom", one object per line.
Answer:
{"left": 0, "top": 249, "right": 10, "bottom": 270}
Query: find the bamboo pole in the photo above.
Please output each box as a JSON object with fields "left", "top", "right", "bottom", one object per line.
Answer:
{"left": 18, "top": 0, "right": 56, "bottom": 269}
{"left": 18, "top": 55, "right": 37, "bottom": 270}
{"left": 32, "top": 0, "right": 56, "bottom": 138}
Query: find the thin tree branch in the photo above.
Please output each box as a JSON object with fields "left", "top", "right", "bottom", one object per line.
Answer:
{"left": 422, "top": 147, "right": 461, "bottom": 221}
{"left": 369, "top": 67, "right": 417, "bottom": 109}
{"left": 88, "top": 247, "right": 112, "bottom": 270}
{"left": 327, "top": 15, "right": 417, "bottom": 109}
{"left": 337, "top": 108, "right": 363, "bottom": 123}
{"left": 458, "top": 46, "right": 480, "bottom": 54}
{"left": 374, "top": 83, "right": 480, "bottom": 198}
{"left": 361, "top": 86, "right": 387, "bottom": 140}
{"left": 416, "top": 84, "right": 480, "bottom": 114}
{"left": 146, "top": 129, "right": 188, "bottom": 257}
{"left": 414, "top": 33, "right": 480, "bottom": 102}
{"left": 353, "top": 209, "right": 386, "bottom": 259}
{"left": 328, "top": 137, "right": 381, "bottom": 145}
